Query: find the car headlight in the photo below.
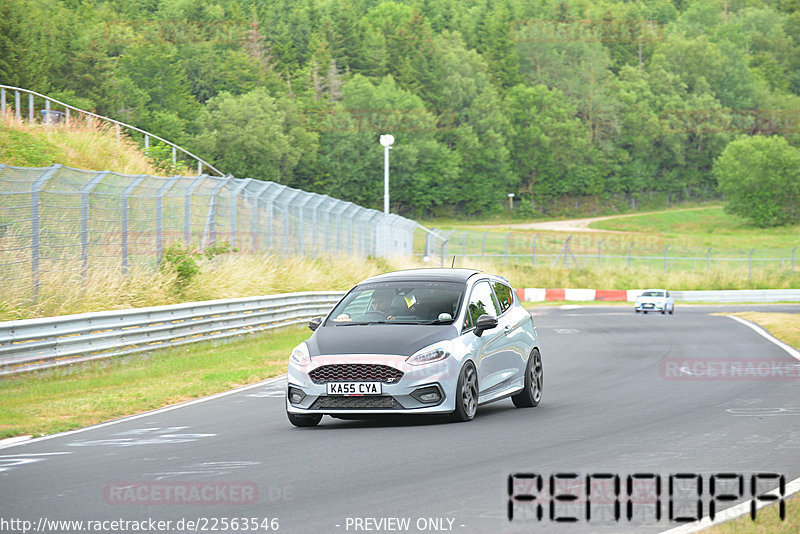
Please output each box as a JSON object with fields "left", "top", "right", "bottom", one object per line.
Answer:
{"left": 289, "top": 342, "right": 310, "bottom": 367}
{"left": 406, "top": 341, "right": 452, "bottom": 366}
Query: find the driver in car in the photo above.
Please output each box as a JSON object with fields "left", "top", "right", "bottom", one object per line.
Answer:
{"left": 333, "top": 289, "right": 405, "bottom": 322}
{"left": 370, "top": 289, "right": 398, "bottom": 320}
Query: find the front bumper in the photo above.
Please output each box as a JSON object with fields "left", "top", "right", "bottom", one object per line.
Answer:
{"left": 635, "top": 301, "right": 665, "bottom": 311}
{"left": 286, "top": 354, "right": 460, "bottom": 415}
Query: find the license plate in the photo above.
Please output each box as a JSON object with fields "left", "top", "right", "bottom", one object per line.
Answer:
{"left": 326, "top": 382, "right": 382, "bottom": 396}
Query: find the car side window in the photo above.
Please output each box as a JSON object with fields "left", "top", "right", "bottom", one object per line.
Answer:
{"left": 492, "top": 282, "right": 513, "bottom": 313}
{"left": 464, "top": 281, "right": 500, "bottom": 329}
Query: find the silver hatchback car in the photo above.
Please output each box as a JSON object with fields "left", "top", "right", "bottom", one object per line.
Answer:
{"left": 286, "top": 269, "right": 543, "bottom": 426}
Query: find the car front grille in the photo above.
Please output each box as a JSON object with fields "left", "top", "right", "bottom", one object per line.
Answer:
{"left": 310, "top": 396, "right": 402, "bottom": 410}
{"left": 309, "top": 364, "right": 404, "bottom": 384}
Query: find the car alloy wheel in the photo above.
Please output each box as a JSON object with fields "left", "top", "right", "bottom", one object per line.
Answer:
{"left": 452, "top": 363, "right": 478, "bottom": 422}
{"left": 513, "top": 348, "right": 542, "bottom": 408}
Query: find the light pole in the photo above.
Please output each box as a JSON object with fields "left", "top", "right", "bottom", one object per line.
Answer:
{"left": 380, "top": 134, "right": 394, "bottom": 214}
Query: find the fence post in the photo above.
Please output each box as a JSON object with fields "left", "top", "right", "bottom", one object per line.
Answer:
{"left": 792, "top": 246, "right": 797, "bottom": 273}
{"left": 15, "top": 90, "right": 21, "bottom": 121}
{"left": 706, "top": 247, "right": 712, "bottom": 274}
{"left": 1, "top": 87, "right": 5, "bottom": 116}
{"left": 184, "top": 175, "right": 206, "bottom": 244}
{"left": 116, "top": 123, "right": 121, "bottom": 143}
{"left": 252, "top": 183, "right": 269, "bottom": 253}
{"left": 81, "top": 171, "right": 110, "bottom": 278}
{"left": 267, "top": 199, "right": 275, "bottom": 251}
{"left": 504, "top": 232, "right": 512, "bottom": 263}
{"left": 201, "top": 176, "right": 231, "bottom": 250}
{"left": 462, "top": 230, "right": 470, "bottom": 258}
{"left": 663, "top": 245, "right": 670, "bottom": 273}
{"left": 749, "top": 249, "right": 754, "bottom": 279}
{"left": 532, "top": 233, "right": 540, "bottom": 267}
{"left": 628, "top": 241, "right": 634, "bottom": 268}
{"left": 565, "top": 236, "right": 571, "bottom": 267}
{"left": 284, "top": 206, "right": 291, "bottom": 254}
{"left": 598, "top": 238, "right": 605, "bottom": 266}
{"left": 44, "top": 99, "right": 50, "bottom": 126}
{"left": 28, "top": 92, "right": 34, "bottom": 123}
{"left": 229, "top": 178, "right": 251, "bottom": 249}
{"left": 30, "top": 165, "right": 61, "bottom": 299}
{"left": 297, "top": 197, "right": 307, "bottom": 254}
{"left": 121, "top": 175, "right": 146, "bottom": 274}
{"left": 155, "top": 177, "right": 178, "bottom": 263}
{"left": 482, "top": 231, "right": 489, "bottom": 259}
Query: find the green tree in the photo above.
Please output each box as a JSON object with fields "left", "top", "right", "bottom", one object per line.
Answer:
{"left": 505, "top": 84, "right": 594, "bottom": 210}
{"left": 315, "top": 75, "right": 457, "bottom": 216}
{"left": 713, "top": 135, "right": 800, "bottom": 227}
{"left": 193, "top": 88, "right": 314, "bottom": 182}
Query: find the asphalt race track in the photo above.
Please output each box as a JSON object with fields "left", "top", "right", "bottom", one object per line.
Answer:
{"left": 1, "top": 304, "right": 799, "bottom": 534}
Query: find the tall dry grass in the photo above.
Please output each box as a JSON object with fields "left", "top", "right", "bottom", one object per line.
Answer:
{"left": 1, "top": 253, "right": 796, "bottom": 321}
{"left": 0, "top": 254, "right": 426, "bottom": 321}
{"left": 1, "top": 113, "right": 192, "bottom": 175}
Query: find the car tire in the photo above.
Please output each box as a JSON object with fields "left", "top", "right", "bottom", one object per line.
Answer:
{"left": 513, "top": 348, "right": 543, "bottom": 408}
{"left": 661, "top": 310, "right": 666, "bottom": 315}
{"left": 287, "top": 411, "right": 322, "bottom": 427}
{"left": 669, "top": 308, "right": 674, "bottom": 315}
{"left": 635, "top": 309, "right": 640, "bottom": 313}
{"left": 643, "top": 311, "right": 647, "bottom": 314}
{"left": 451, "top": 362, "right": 478, "bottom": 422}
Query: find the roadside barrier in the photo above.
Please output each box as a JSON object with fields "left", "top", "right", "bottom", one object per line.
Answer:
{"left": 0, "top": 291, "right": 345, "bottom": 376}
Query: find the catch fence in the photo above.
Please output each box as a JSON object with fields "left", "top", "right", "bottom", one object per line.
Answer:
{"left": 0, "top": 164, "right": 418, "bottom": 298}
{"left": 421, "top": 229, "right": 799, "bottom": 277}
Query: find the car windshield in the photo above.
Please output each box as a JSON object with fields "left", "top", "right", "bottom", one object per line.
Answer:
{"left": 326, "top": 281, "right": 465, "bottom": 325}
{"left": 641, "top": 291, "right": 665, "bottom": 297}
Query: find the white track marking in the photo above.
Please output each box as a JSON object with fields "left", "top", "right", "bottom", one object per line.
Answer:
{"left": 0, "top": 375, "right": 286, "bottom": 451}
{"left": 660, "top": 315, "right": 800, "bottom": 532}
{"left": 726, "top": 315, "right": 800, "bottom": 361}
{"left": 659, "top": 476, "right": 800, "bottom": 533}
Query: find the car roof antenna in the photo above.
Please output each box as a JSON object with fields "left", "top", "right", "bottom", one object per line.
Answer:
{"left": 451, "top": 255, "right": 456, "bottom": 268}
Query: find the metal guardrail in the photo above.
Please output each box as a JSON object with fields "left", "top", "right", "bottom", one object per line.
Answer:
{"left": 0, "top": 84, "right": 222, "bottom": 176}
{"left": 0, "top": 291, "right": 345, "bottom": 376}
{"left": 670, "top": 289, "right": 800, "bottom": 303}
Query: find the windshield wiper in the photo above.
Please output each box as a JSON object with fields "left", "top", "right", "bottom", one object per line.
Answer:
{"left": 423, "top": 318, "right": 453, "bottom": 325}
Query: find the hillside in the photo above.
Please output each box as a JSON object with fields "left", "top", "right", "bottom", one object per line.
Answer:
{"left": 0, "top": 115, "right": 190, "bottom": 175}
{"left": 3, "top": 0, "right": 799, "bottom": 218}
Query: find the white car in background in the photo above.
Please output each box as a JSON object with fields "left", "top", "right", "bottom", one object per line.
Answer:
{"left": 634, "top": 289, "right": 674, "bottom": 314}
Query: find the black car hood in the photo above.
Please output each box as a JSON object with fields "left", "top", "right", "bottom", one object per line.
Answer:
{"left": 307, "top": 324, "right": 458, "bottom": 357}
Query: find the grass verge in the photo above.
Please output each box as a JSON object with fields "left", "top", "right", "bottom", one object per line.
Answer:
{"left": 700, "top": 492, "right": 799, "bottom": 533}
{"left": 723, "top": 312, "right": 800, "bottom": 349}
{"left": 0, "top": 325, "right": 308, "bottom": 439}
{"left": 0, "top": 114, "right": 191, "bottom": 175}
{"left": 0, "top": 254, "right": 423, "bottom": 321}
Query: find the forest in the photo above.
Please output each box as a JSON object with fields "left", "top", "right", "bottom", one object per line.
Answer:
{"left": 1, "top": 0, "right": 799, "bottom": 220}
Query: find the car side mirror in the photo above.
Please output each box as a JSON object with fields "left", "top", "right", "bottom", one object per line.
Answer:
{"left": 308, "top": 317, "right": 322, "bottom": 331}
{"left": 474, "top": 314, "right": 498, "bottom": 337}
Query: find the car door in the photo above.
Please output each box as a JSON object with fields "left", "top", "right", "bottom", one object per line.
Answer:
{"left": 462, "top": 280, "right": 517, "bottom": 398}
{"left": 490, "top": 281, "right": 531, "bottom": 392}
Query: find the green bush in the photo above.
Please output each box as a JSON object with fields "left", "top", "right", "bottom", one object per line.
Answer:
{"left": 160, "top": 241, "right": 238, "bottom": 289}
{"left": 713, "top": 136, "right": 800, "bottom": 227}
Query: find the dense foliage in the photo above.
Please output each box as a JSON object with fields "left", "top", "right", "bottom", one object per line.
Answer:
{"left": 2, "top": 0, "right": 799, "bottom": 219}
{"left": 714, "top": 136, "right": 800, "bottom": 227}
